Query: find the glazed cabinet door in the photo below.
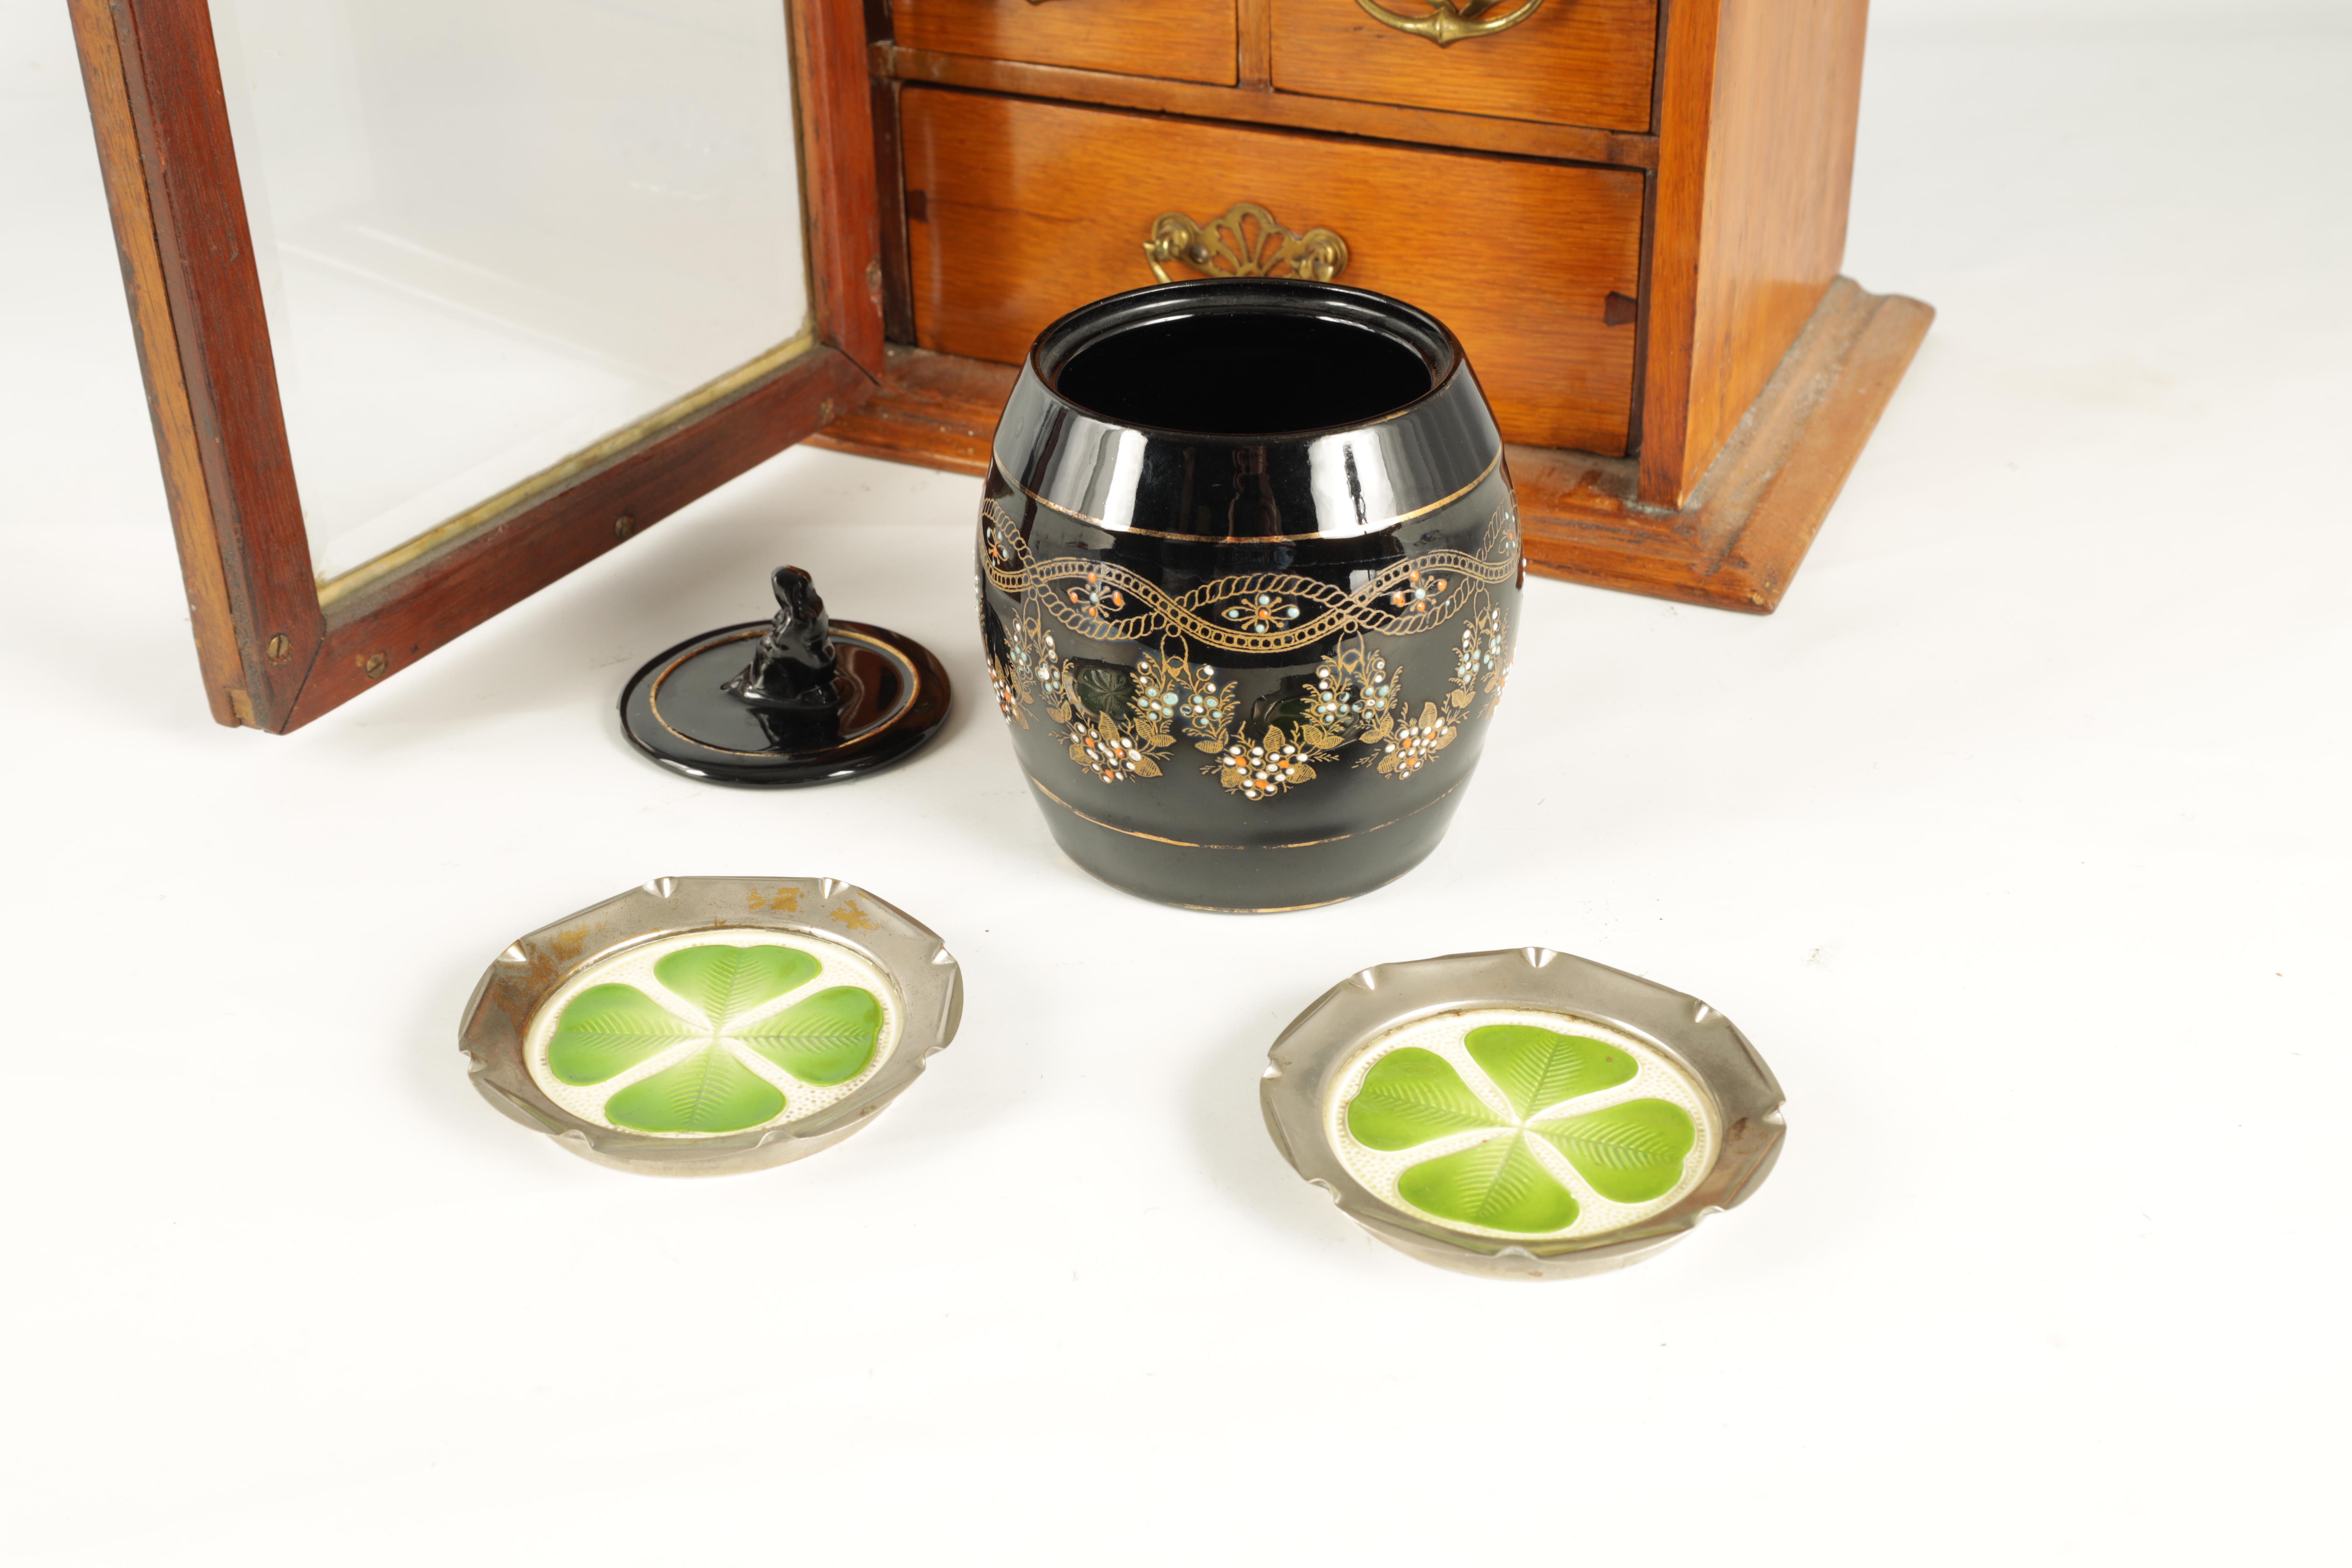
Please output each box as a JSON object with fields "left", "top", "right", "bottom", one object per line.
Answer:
{"left": 70, "top": 0, "right": 883, "bottom": 730}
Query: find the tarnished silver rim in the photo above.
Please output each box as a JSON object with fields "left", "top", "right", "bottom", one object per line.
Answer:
{"left": 1261, "top": 947, "right": 1785, "bottom": 1279}
{"left": 459, "top": 876, "right": 962, "bottom": 1176}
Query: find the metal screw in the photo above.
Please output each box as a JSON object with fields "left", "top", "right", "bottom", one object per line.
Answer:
{"left": 615, "top": 514, "right": 637, "bottom": 541}
{"left": 265, "top": 633, "right": 292, "bottom": 664}
{"left": 359, "top": 651, "right": 388, "bottom": 680}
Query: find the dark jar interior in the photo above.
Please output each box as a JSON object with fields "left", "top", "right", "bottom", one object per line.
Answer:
{"left": 1033, "top": 281, "right": 1460, "bottom": 439}
{"left": 997, "top": 280, "right": 1494, "bottom": 544}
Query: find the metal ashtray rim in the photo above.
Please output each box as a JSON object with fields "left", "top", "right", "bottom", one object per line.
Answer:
{"left": 460, "top": 876, "right": 963, "bottom": 1176}
{"left": 1261, "top": 946, "right": 1786, "bottom": 1280}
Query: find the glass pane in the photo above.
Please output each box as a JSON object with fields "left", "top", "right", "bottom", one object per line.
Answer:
{"left": 208, "top": 0, "right": 811, "bottom": 585}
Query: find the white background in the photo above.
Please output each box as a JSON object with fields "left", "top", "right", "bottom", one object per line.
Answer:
{"left": 2, "top": 3, "right": 2346, "bottom": 1563}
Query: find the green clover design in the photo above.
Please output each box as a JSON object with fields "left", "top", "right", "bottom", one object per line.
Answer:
{"left": 1345, "top": 1024, "right": 1699, "bottom": 1234}
{"left": 546, "top": 944, "right": 883, "bottom": 1135}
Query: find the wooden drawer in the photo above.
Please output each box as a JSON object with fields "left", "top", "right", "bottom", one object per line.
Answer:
{"left": 1271, "top": 0, "right": 1656, "bottom": 133}
{"left": 894, "top": 0, "right": 1239, "bottom": 87}
{"left": 902, "top": 88, "right": 1644, "bottom": 455}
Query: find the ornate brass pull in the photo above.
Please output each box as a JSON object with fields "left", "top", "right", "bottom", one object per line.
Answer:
{"left": 1143, "top": 202, "right": 1349, "bottom": 284}
{"left": 1353, "top": 0, "right": 1546, "bottom": 48}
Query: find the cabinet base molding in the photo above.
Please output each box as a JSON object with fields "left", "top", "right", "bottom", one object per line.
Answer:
{"left": 1519, "top": 279, "right": 1933, "bottom": 612}
{"left": 811, "top": 278, "right": 1931, "bottom": 615}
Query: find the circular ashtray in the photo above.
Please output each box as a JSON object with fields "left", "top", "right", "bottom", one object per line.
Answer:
{"left": 1262, "top": 948, "right": 1785, "bottom": 1279}
{"left": 460, "top": 877, "right": 961, "bottom": 1175}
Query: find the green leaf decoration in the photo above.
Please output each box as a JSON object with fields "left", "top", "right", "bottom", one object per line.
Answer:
{"left": 735, "top": 986, "right": 883, "bottom": 1086}
{"left": 604, "top": 1043, "right": 788, "bottom": 1134}
{"left": 653, "top": 945, "right": 818, "bottom": 1028}
{"left": 1530, "top": 1099, "right": 1698, "bottom": 1203}
{"left": 1463, "top": 1024, "right": 1638, "bottom": 1118}
{"left": 1397, "top": 1133, "right": 1581, "bottom": 1234}
{"left": 1260, "top": 694, "right": 1312, "bottom": 728}
{"left": 1346, "top": 1047, "right": 1506, "bottom": 1151}
{"left": 1073, "top": 662, "right": 1134, "bottom": 719}
{"left": 546, "top": 984, "right": 698, "bottom": 1086}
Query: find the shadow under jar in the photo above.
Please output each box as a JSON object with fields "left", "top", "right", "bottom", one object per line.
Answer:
{"left": 978, "top": 280, "right": 1522, "bottom": 912}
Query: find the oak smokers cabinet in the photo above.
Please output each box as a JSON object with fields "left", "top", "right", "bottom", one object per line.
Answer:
{"left": 843, "top": 0, "right": 1934, "bottom": 608}
{"left": 72, "top": 0, "right": 1928, "bottom": 730}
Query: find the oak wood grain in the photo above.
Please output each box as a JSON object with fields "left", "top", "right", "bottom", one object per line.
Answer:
{"left": 1635, "top": 0, "right": 1721, "bottom": 506}
{"left": 881, "top": 46, "right": 1659, "bottom": 168}
{"left": 81, "top": 0, "right": 323, "bottom": 730}
{"left": 68, "top": 0, "right": 245, "bottom": 726}
{"left": 806, "top": 344, "right": 1011, "bottom": 474}
{"left": 1270, "top": 0, "right": 1657, "bottom": 134}
{"left": 1521, "top": 278, "right": 1933, "bottom": 609}
{"left": 872, "top": 75, "right": 918, "bottom": 343}
{"left": 901, "top": 87, "right": 1644, "bottom": 453}
{"left": 1640, "top": 0, "right": 1868, "bottom": 506}
{"left": 799, "top": 0, "right": 888, "bottom": 376}
{"left": 1238, "top": 0, "right": 1275, "bottom": 87}
{"left": 1680, "top": 0, "right": 1867, "bottom": 496}
{"left": 895, "top": 0, "right": 1239, "bottom": 86}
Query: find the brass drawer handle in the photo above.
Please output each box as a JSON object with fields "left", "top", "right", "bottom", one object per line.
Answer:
{"left": 1354, "top": 0, "right": 1546, "bottom": 48}
{"left": 1143, "top": 202, "right": 1350, "bottom": 284}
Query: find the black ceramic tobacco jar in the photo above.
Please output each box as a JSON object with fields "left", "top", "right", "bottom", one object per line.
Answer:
{"left": 978, "top": 280, "right": 1521, "bottom": 912}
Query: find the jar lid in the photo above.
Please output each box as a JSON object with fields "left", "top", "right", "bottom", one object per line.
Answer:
{"left": 1261, "top": 948, "right": 1785, "bottom": 1279}
{"left": 460, "top": 877, "right": 961, "bottom": 1176}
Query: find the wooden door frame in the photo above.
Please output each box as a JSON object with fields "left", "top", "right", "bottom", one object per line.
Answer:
{"left": 68, "top": 0, "right": 884, "bottom": 732}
